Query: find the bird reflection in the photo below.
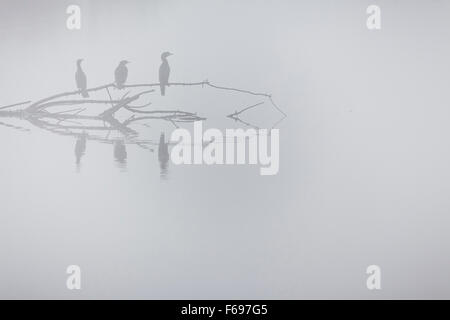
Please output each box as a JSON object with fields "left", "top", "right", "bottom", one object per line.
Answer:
{"left": 114, "top": 140, "right": 127, "bottom": 170}
{"left": 158, "top": 132, "right": 169, "bottom": 179}
{"left": 74, "top": 133, "right": 87, "bottom": 172}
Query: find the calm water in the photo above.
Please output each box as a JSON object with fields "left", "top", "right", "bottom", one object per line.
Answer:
{"left": 1, "top": 0, "right": 450, "bottom": 299}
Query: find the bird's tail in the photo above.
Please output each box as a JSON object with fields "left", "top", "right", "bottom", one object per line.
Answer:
{"left": 160, "top": 84, "right": 166, "bottom": 96}
{"left": 81, "top": 90, "right": 89, "bottom": 98}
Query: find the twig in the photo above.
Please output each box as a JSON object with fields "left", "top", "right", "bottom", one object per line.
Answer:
{"left": 127, "top": 102, "right": 152, "bottom": 109}
{"left": 269, "top": 96, "right": 287, "bottom": 117}
{"left": 227, "top": 101, "right": 264, "bottom": 118}
{"left": 206, "top": 82, "right": 270, "bottom": 97}
{"left": 37, "top": 99, "right": 125, "bottom": 110}
{"left": 121, "top": 81, "right": 208, "bottom": 89}
{"left": 0, "top": 101, "right": 31, "bottom": 110}
{"left": 53, "top": 108, "right": 86, "bottom": 115}
{"left": 271, "top": 114, "right": 287, "bottom": 130}
{"left": 100, "top": 90, "right": 154, "bottom": 117}
{"left": 0, "top": 120, "right": 30, "bottom": 132}
{"left": 56, "top": 118, "right": 84, "bottom": 126}
{"left": 105, "top": 87, "right": 114, "bottom": 108}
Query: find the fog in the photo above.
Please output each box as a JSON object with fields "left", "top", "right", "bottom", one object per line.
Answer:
{"left": 1, "top": 0, "right": 450, "bottom": 299}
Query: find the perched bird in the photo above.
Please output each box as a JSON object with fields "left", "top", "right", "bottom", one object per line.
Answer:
{"left": 115, "top": 60, "right": 130, "bottom": 89}
{"left": 75, "top": 59, "right": 89, "bottom": 98}
{"left": 159, "top": 52, "right": 173, "bottom": 96}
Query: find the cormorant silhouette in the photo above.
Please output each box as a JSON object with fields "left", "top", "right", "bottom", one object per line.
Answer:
{"left": 75, "top": 59, "right": 89, "bottom": 98}
{"left": 115, "top": 60, "right": 129, "bottom": 89}
{"left": 159, "top": 52, "right": 173, "bottom": 96}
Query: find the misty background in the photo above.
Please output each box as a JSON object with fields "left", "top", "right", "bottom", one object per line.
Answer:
{"left": 1, "top": 0, "right": 450, "bottom": 299}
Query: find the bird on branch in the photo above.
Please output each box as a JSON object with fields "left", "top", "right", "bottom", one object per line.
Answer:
{"left": 115, "top": 60, "right": 130, "bottom": 89}
{"left": 75, "top": 59, "right": 89, "bottom": 98}
{"left": 159, "top": 52, "right": 173, "bottom": 96}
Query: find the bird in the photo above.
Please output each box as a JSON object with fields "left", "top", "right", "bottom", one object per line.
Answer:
{"left": 75, "top": 59, "right": 89, "bottom": 98}
{"left": 115, "top": 60, "right": 129, "bottom": 89}
{"left": 159, "top": 52, "right": 173, "bottom": 96}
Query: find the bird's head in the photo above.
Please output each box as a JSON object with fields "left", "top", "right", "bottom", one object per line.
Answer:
{"left": 161, "top": 52, "right": 173, "bottom": 59}
{"left": 76, "top": 59, "right": 84, "bottom": 65}
{"left": 119, "top": 60, "right": 130, "bottom": 65}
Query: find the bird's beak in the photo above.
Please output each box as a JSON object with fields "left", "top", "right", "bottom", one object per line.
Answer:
{"left": 168, "top": 53, "right": 173, "bottom": 56}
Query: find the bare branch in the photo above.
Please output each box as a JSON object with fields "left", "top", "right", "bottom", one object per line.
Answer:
{"left": 53, "top": 108, "right": 86, "bottom": 115}
{"left": 206, "top": 82, "right": 270, "bottom": 97}
{"left": 37, "top": 99, "right": 125, "bottom": 110}
{"left": 100, "top": 90, "right": 154, "bottom": 117}
{"left": 27, "top": 83, "right": 115, "bottom": 112}
{"left": 0, "top": 101, "right": 31, "bottom": 110}
{"left": 227, "top": 101, "right": 264, "bottom": 118}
